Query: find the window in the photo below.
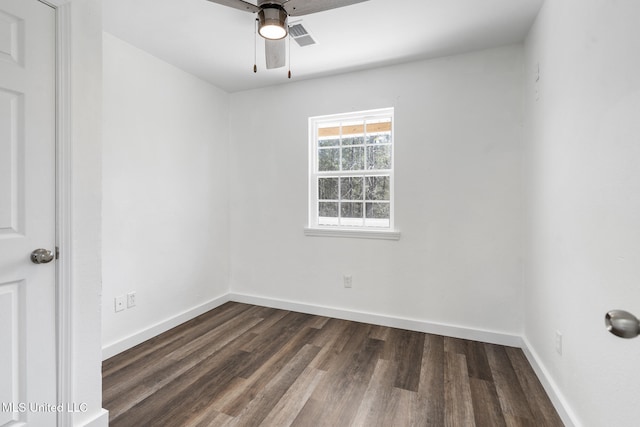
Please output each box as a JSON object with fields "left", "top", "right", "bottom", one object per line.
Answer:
{"left": 306, "top": 108, "right": 399, "bottom": 239}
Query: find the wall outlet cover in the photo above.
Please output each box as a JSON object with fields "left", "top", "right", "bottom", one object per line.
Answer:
{"left": 115, "top": 295, "right": 126, "bottom": 312}
{"left": 127, "top": 292, "right": 136, "bottom": 308}
{"left": 555, "top": 330, "right": 563, "bottom": 355}
{"left": 343, "top": 275, "right": 352, "bottom": 288}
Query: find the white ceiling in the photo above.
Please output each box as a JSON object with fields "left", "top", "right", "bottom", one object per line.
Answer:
{"left": 103, "top": 0, "right": 544, "bottom": 93}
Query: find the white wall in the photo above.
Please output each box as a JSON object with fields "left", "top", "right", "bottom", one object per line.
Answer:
{"left": 524, "top": 1, "right": 640, "bottom": 425}
{"left": 229, "top": 46, "right": 524, "bottom": 336}
{"left": 102, "top": 34, "right": 230, "bottom": 353}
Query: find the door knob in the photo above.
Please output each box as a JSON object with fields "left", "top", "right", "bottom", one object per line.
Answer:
{"left": 605, "top": 310, "right": 640, "bottom": 338}
{"left": 31, "top": 248, "right": 54, "bottom": 264}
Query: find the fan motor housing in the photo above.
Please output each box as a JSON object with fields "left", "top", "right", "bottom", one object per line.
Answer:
{"left": 258, "top": 5, "right": 288, "bottom": 40}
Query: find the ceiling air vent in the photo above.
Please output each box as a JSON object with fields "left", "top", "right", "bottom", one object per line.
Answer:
{"left": 289, "top": 23, "right": 316, "bottom": 47}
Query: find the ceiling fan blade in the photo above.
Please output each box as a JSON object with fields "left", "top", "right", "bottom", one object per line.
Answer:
{"left": 283, "top": 0, "right": 369, "bottom": 16}
{"left": 265, "top": 39, "right": 286, "bottom": 69}
{"left": 205, "top": 0, "right": 260, "bottom": 13}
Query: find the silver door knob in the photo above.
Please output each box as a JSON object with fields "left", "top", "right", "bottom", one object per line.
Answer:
{"left": 605, "top": 310, "right": 640, "bottom": 338}
{"left": 31, "top": 248, "right": 54, "bottom": 264}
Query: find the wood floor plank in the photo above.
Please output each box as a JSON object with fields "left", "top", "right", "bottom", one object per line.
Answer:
{"left": 444, "top": 351, "right": 476, "bottom": 426}
{"left": 505, "top": 347, "right": 564, "bottom": 427}
{"left": 311, "top": 320, "right": 371, "bottom": 372}
{"left": 368, "top": 324, "right": 390, "bottom": 341}
{"left": 465, "top": 340, "right": 494, "bottom": 381}
{"left": 103, "top": 303, "right": 563, "bottom": 427}
{"left": 102, "top": 302, "right": 252, "bottom": 381}
{"left": 101, "top": 302, "right": 239, "bottom": 371}
{"left": 485, "top": 343, "right": 535, "bottom": 422}
{"left": 227, "top": 344, "right": 321, "bottom": 426}
{"left": 184, "top": 409, "right": 235, "bottom": 427}
{"left": 308, "top": 318, "right": 352, "bottom": 370}
{"left": 382, "top": 328, "right": 425, "bottom": 392}
{"left": 309, "top": 318, "right": 350, "bottom": 347}
{"left": 351, "top": 359, "right": 398, "bottom": 427}
{"left": 145, "top": 350, "right": 257, "bottom": 426}
{"left": 504, "top": 413, "right": 541, "bottom": 427}
{"left": 110, "top": 348, "right": 253, "bottom": 427}
{"left": 470, "top": 378, "right": 507, "bottom": 427}
{"left": 234, "top": 311, "right": 315, "bottom": 379}
{"left": 200, "top": 377, "right": 248, "bottom": 420}
{"left": 259, "top": 365, "right": 326, "bottom": 427}
{"left": 444, "top": 336, "right": 468, "bottom": 355}
{"left": 104, "top": 313, "right": 263, "bottom": 420}
{"left": 357, "top": 384, "right": 415, "bottom": 427}
{"left": 418, "top": 334, "right": 445, "bottom": 426}
{"left": 289, "top": 398, "right": 325, "bottom": 427}
{"left": 215, "top": 325, "right": 320, "bottom": 417}
{"left": 296, "top": 337, "right": 384, "bottom": 426}
{"left": 307, "top": 315, "right": 330, "bottom": 329}
{"left": 389, "top": 387, "right": 418, "bottom": 427}
{"left": 239, "top": 308, "right": 291, "bottom": 352}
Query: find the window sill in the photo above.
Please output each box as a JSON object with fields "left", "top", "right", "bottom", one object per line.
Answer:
{"left": 304, "top": 227, "right": 401, "bottom": 241}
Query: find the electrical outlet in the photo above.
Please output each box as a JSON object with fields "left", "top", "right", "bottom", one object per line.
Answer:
{"left": 555, "top": 330, "right": 563, "bottom": 355}
{"left": 114, "top": 295, "right": 125, "bottom": 312}
{"left": 343, "top": 275, "right": 352, "bottom": 288}
{"left": 127, "top": 291, "right": 136, "bottom": 308}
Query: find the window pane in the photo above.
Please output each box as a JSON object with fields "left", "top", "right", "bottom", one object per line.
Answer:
{"left": 318, "top": 122, "right": 341, "bottom": 139}
{"left": 318, "top": 148, "right": 340, "bottom": 171}
{"left": 366, "top": 145, "right": 391, "bottom": 170}
{"left": 340, "top": 177, "right": 363, "bottom": 200}
{"left": 342, "top": 120, "right": 364, "bottom": 137}
{"left": 341, "top": 146, "right": 364, "bottom": 170}
{"left": 342, "top": 136, "right": 364, "bottom": 146}
{"left": 366, "top": 202, "right": 390, "bottom": 219}
{"left": 367, "top": 133, "right": 391, "bottom": 145}
{"left": 319, "top": 138, "right": 340, "bottom": 147}
{"left": 341, "top": 202, "right": 363, "bottom": 218}
{"left": 365, "top": 176, "right": 390, "bottom": 201}
{"left": 365, "top": 118, "right": 391, "bottom": 135}
{"left": 319, "top": 178, "right": 338, "bottom": 200}
{"left": 319, "top": 202, "right": 338, "bottom": 218}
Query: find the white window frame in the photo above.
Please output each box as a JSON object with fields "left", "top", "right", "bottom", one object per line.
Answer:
{"left": 305, "top": 108, "right": 400, "bottom": 240}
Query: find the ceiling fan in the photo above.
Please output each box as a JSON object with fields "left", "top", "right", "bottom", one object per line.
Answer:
{"left": 205, "top": 0, "right": 370, "bottom": 70}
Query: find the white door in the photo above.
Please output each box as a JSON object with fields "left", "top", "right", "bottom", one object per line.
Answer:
{"left": 0, "top": 0, "right": 56, "bottom": 425}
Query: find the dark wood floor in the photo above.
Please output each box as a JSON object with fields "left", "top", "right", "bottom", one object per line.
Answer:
{"left": 103, "top": 302, "right": 564, "bottom": 427}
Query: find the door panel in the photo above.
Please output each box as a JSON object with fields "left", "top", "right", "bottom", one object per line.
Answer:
{"left": 0, "top": 0, "right": 56, "bottom": 425}
{"left": 0, "top": 281, "right": 21, "bottom": 426}
{"left": 0, "top": 8, "right": 23, "bottom": 66}
{"left": 0, "top": 88, "right": 24, "bottom": 238}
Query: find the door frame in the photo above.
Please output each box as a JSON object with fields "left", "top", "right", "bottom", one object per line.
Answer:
{"left": 55, "top": 4, "right": 73, "bottom": 426}
{"left": 38, "top": 0, "right": 73, "bottom": 425}
{"left": 35, "top": 1, "right": 104, "bottom": 425}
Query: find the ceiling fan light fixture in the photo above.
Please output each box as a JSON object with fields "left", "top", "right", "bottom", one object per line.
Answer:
{"left": 258, "top": 5, "right": 288, "bottom": 40}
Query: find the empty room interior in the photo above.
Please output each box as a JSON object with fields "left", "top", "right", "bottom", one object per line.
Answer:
{"left": 22, "top": 0, "right": 640, "bottom": 425}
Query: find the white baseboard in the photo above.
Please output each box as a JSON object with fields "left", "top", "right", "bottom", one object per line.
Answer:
{"left": 521, "top": 336, "right": 580, "bottom": 427}
{"left": 102, "top": 292, "right": 521, "bottom": 358}
{"left": 232, "top": 293, "right": 580, "bottom": 424}
{"left": 100, "top": 291, "right": 575, "bottom": 427}
{"left": 80, "top": 408, "right": 109, "bottom": 427}
{"left": 229, "top": 292, "right": 522, "bottom": 348}
{"left": 102, "top": 294, "right": 231, "bottom": 360}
